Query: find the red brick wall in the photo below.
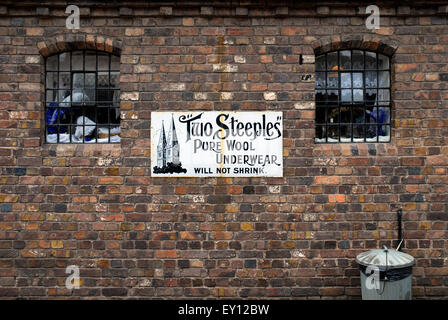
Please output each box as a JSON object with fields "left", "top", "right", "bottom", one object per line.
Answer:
{"left": 0, "top": 1, "right": 447, "bottom": 299}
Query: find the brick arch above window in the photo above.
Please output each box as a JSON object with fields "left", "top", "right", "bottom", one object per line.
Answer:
{"left": 37, "top": 34, "right": 122, "bottom": 57}
{"left": 312, "top": 35, "right": 398, "bottom": 57}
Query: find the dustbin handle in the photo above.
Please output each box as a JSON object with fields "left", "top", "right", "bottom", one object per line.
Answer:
{"left": 376, "top": 246, "right": 389, "bottom": 295}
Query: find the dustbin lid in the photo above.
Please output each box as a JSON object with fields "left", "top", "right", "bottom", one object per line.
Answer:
{"left": 356, "top": 247, "right": 415, "bottom": 269}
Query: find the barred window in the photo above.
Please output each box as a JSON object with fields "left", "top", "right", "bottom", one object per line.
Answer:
{"left": 315, "top": 50, "right": 391, "bottom": 143}
{"left": 45, "top": 50, "right": 120, "bottom": 143}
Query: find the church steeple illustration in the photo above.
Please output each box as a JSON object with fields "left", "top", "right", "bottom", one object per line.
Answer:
{"left": 157, "top": 114, "right": 180, "bottom": 168}
{"left": 157, "top": 120, "right": 167, "bottom": 167}
{"left": 166, "top": 114, "right": 180, "bottom": 165}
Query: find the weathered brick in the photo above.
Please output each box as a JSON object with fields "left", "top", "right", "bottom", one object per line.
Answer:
{"left": 102, "top": 288, "right": 128, "bottom": 296}
{"left": 36, "top": 7, "right": 50, "bottom": 16}
{"left": 0, "top": 0, "right": 445, "bottom": 301}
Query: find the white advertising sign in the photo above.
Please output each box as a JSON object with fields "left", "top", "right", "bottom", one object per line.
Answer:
{"left": 151, "top": 111, "right": 283, "bottom": 177}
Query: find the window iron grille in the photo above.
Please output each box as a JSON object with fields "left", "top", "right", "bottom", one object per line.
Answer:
{"left": 315, "top": 50, "right": 391, "bottom": 143}
{"left": 45, "top": 50, "right": 120, "bottom": 144}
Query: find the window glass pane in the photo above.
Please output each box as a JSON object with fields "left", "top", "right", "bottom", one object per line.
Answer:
{"left": 109, "top": 108, "right": 120, "bottom": 123}
{"left": 341, "top": 73, "right": 351, "bottom": 88}
{"left": 340, "top": 50, "right": 351, "bottom": 70}
{"left": 352, "top": 50, "right": 363, "bottom": 70}
{"left": 365, "top": 124, "right": 377, "bottom": 139}
{"left": 71, "top": 90, "right": 83, "bottom": 105}
{"left": 113, "top": 92, "right": 120, "bottom": 107}
{"left": 46, "top": 90, "right": 57, "bottom": 103}
{"left": 111, "top": 108, "right": 120, "bottom": 122}
{"left": 327, "top": 72, "right": 338, "bottom": 88}
{"left": 366, "top": 71, "right": 377, "bottom": 88}
{"left": 68, "top": 107, "right": 80, "bottom": 122}
{"left": 378, "top": 54, "right": 389, "bottom": 70}
{"left": 340, "top": 107, "right": 351, "bottom": 123}
{"left": 316, "top": 107, "right": 326, "bottom": 124}
{"left": 353, "top": 73, "right": 363, "bottom": 88}
{"left": 59, "top": 53, "right": 70, "bottom": 71}
{"left": 110, "top": 72, "right": 119, "bottom": 88}
{"left": 327, "top": 90, "right": 338, "bottom": 103}
{"left": 84, "top": 73, "right": 96, "bottom": 104}
{"left": 315, "top": 90, "right": 326, "bottom": 102}
{"left": 367, "top": 107, "right": 379, "bottom": 123}
{"left": 59, "top": 90, "right": 70, "bottom": 104}
{"left": 378, "top": 89, "right": 390, "bottom": 104}
{"left": 85, "top": 73, "right": 96, "bottom": 88}
{"left": 72, "top": 51, "right": 83, "bottom": 70}
{"left": 58, "top": 73, "right": 70, "bottom": 89}
{"left": 111, "top": 55, "right": 120, "bottom": 71}
{"left": 98, "top": 52, "right": 109, "bottom": 71}
{"left": 327, "top": 107, "right": 339, "bottom": 123}
{"left": 327, "top": 52, "right": 338, "bottom": 71}
{"left": 341, "top": 89, "right": 352, "bottom": 102}
{"left": 353, "top": 89, "right": 363, "bottom": 102}
{"left": 365, "top": 52, "right": 376, "bottom": 69}
{"left": 353, "top": 106, "right": 365, "bottom": 129}
{"left": 315, "top": 54, "right": 325, "bottom": 71}
{"left": 98, "top": 72, "right": 109, "bottom": 88}
{"left": 85, "top": 51, "right": 96, "bottom": 70}
{"left": 316, "top": 72, "right": 325, "bottom": 88}
{"left": 46, "top": 55, "right": 58, "bottom": 71}
{"left": 97, "top": 89, "right": 111, "bottom": 104}
{"left": 378, "top": 107, "right": 390, "bottom": 124}
{"left": 379, "top": 71, "right": 390, "bottom": 87}
{"left": 327, "top": 125, "right": 339, "bottom": 140}
{"left": 315, "top": 125, "right": 325, "bottom": 140}
{"left": 365, "top": 89, "right": 377, "bottom": 104}
{"left": 72, "top": 73, "right": 84, "bottom": 89}
{"left": 85, "top": 126, "right": 96, "bottom": 138}
{"left": 340, "top": 125, "right": 352, "bottom": 141}
{"left": 97, "top": 108, "right": 109, "bottom": 124}
{"left": 380, "top": 125, "right": 390, "bottom": 140}
{"left": 46, "top": 72, "right": 57, "bottom": 89}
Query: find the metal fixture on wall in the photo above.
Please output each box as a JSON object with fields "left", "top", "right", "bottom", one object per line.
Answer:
{"left": 397, "top": 209, "right": 403, "bottom": 251}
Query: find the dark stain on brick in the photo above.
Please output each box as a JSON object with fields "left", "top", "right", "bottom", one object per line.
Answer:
{"left": 14, "top": 167, "right": 26, "bottom": 176}
{"left": 243, "top": 186, "right": 255, "bottom": 194}
{"left": 1, "top": 204, "right": 12, "bottom": 212}
{"left": 54, "top": 204, "right": 66, "bottom": 213}
{"left": 207, "top": 195, "right": 231, "bottom": 204}
{"left": 338, "top": 240, "right": 350, "bottom": 249}
{"left": 439, "top": 73, "right": 448, "bottom": 81}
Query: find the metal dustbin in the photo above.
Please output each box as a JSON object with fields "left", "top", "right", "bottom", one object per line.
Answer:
{"left": 356, "top": 246, "right": 415, "bottom": 300}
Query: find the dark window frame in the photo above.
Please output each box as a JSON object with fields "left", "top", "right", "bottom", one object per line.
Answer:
{"left": 315, "top": 50, "right": 391, "bottom": 143}
{"left": 44, "top": 50, "right": 120, "bottom": 144}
